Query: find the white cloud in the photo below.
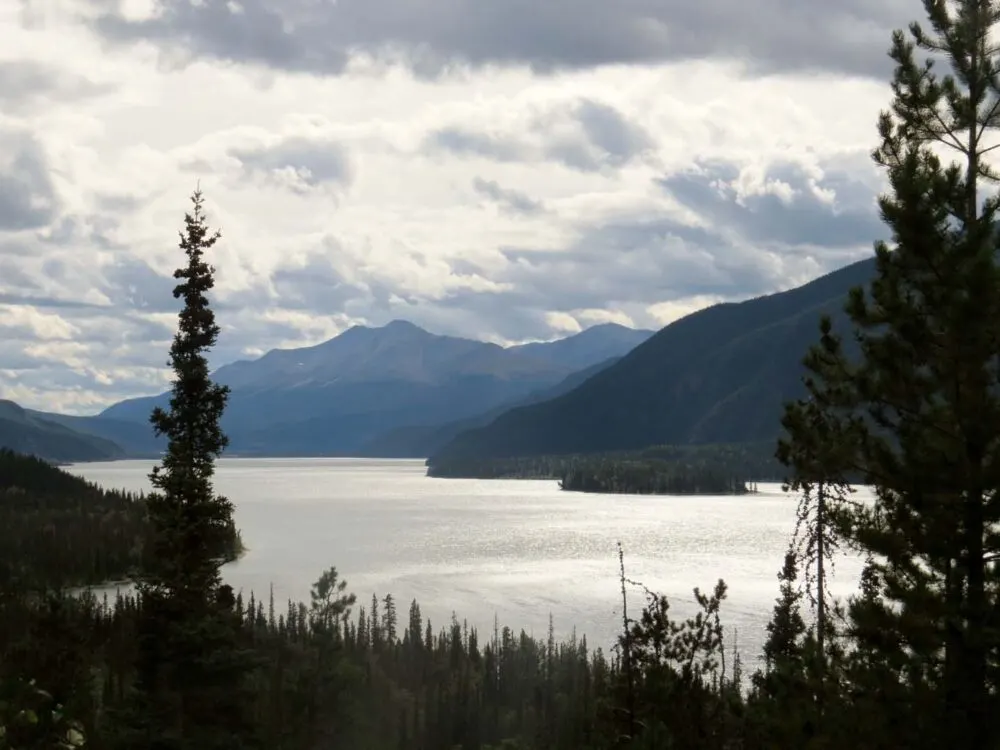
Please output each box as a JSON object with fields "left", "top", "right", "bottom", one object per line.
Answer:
{"left": 0, "top": 305, "right": 79, "bottom": 340}
{"left": 647, "top": 296, "right": 727, "bottom": 327}
{"left": 543, "top": 311, "right": 582, "bottom": 334}
{"left": 0, "top": 0, "right": 908, "bottom": 414}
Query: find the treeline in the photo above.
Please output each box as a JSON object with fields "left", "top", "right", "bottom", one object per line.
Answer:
{"left": 1, "top": 547, "right": 976, "bottom": 750}
{"left": 0, "top": 448, "right": 243, "bottom": 589}
{"left": 560, "top": 458, "right": 750, "bottom": 495}
{"left": 0, "top": 555, "right": 866, "bottom": 750}
{"left": 0, "top": 566, "right": 736, "bottom": 749}
{"left": 427, "top": 453, "right": 569, "bottom": 479}
{"left": 428, "top": 441, "right": 783, "bottom": 495}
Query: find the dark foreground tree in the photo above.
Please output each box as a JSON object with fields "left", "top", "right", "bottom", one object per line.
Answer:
{"left": 779, "top": 2, "right": 1000, "bottom": 748}
{"left": 145, "top": 187, "right": 237, "bottom": 595}
{"left": 114, "top": 187, "right": 256, "bottom": 749}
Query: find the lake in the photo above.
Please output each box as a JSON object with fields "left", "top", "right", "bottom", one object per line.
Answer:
{"left": 67, "top": 457, "right": 868, "bottom": 668}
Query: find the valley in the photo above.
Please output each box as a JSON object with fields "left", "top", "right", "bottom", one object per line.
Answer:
{"left": 3, "top": 258, "right": 875, "bottom": 483}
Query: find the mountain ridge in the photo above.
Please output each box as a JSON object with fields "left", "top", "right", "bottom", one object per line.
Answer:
{"left": 427, "top": 257, "right": 877, "bottom": 470}
{"left": 0, "top": 399, "right": 125, "bottom": 463}
{"left": 356, "top": 355, "right": 624, "bottom": 458}
{"left": 37, "top": 320, "right": 654, "bottom": 457}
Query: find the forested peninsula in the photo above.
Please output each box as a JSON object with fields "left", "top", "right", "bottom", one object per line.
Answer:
{"left": 428, "top": 442, "right": 781, "bottom": 495}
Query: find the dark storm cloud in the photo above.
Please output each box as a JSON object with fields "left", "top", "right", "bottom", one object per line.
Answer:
{"left": 230, "top": 137, "right": 353, "bottom": 192}
{"left": 471, "top": 178, "right": 544, "bottom": 216}
{"left": 86, "top": 0, "right": 912, "bottom": 80}
{"left": 0, "top": 130, "right": 59, "bottom": 231}
{"left": 658, "top": 158, "right": 886, "bottom": 249}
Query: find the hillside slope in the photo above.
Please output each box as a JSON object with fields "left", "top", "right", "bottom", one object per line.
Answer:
{"left": 25, "top": 410, "right": 165, "bottom": 458}
{"left": 510, "top": 323, "right": 653, "bottom": 368}
{"left": 357, "top": 355, "right": 623, "bottom": 458}
{"left": 428, "top": 257, "right": 876, "bottom": 469}
{"left": 0, "top": 400, "right": 124, "bottom": 463}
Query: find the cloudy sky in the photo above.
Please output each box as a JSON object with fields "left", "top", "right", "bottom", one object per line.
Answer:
{"left": 1, "top": 0, "right": 915, "bottom": 415}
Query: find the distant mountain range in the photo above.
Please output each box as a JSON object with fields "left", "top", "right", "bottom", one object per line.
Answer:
{"left": 427, "top": 257, "right": 877, "bottom": 473}
{"left": 7, "top": 321, "right": 654, "bottom": 461}
{"left": 356, "top": 355, "right": 623, "bottom": 458}
{"left": 4, "top": 255, "right": 880, "bottom": 469}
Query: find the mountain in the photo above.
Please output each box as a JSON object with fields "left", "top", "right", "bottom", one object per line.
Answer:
{"left": 89, "top": 320, "right": 653, "bottom": 456}
{"left": 510, "top": 323, "right": 654, "bottom": 369}
{"left": 24, "top": 410, "right": 165, "bottom": 458}
{"left": 0, "top": 400, "right": 125, "bottom": 463}
{"left": 356, "top": 355, "right": 624, "bottom": 458}
{"left": 427, "top": 257, "right": 877, "bottom": 470}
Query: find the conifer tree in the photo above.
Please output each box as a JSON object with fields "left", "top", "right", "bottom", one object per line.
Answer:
{"left": 408, "top": 599, "right": 423, "bottom": 648}
{"left": 144, "top": 187, "right": 235, "bottom": 598}
{"left": 779, "top": 2, "right": 1000, "bottom": 747}
{"left": 778, "top": 399, "right": 854, "bottom": 663}
{"left": 309, "top": 566, "right": 356, "bottom": 636}
{"left": 370, "top": 594, "right": 382, "bottom": 650}
{"left": 749, "top": 552, "right": 810, "bottom": 746}
{"left": 120, "top": 187, "right": 255, "bottom": 750}
{"left": 382, "top": 593, "right": 398, "bottom": 646}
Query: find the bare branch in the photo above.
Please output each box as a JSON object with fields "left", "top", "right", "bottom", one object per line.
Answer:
{"left": 927, "top": 106, "right": 970, "bottom": 152}
{"left": 977, "top": 97, "right": 1000, "bottom": 140}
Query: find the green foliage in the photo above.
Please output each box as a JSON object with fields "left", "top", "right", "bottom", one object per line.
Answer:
{"left": 0, "top": 559, "right": 755, "bottom": 750}
{"left": 0, "top": 448, "right": 241, "bottom": 592}
{"left": 0, "top": 677, "right": 86, "bottom": 750}
{"left": 142, "top": 188, "right": 236, "bottom": 599}
{"left": 778, "top": 2, "right": 1000, "bottom": 747}
{"left": 0, "top": 449, "right": 145, "bottom": 589}
{"left": 429, "top": 441, "right": 783, "bottom": 495}
{"left": 0, "top": 400, "right": 123, "bottom": 464}
{"left": 560, "top": 458, "right": 751, "bottom": 495}
{"left": 120, "top": 188, "right": 256, "bottom": 750}
{"left": 609, "top": 549, "right": 745, "bottom": 750}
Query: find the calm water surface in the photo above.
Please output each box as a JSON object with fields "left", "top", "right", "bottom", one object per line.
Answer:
{"left": 68, "top": 458, "right": 868, "bottom": 666}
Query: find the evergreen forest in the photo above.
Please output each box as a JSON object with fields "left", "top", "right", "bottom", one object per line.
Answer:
{"left": 5, "top": 2, "right": 1000, "bottom": 748}
{"left": 429, "top": 442, "right": 782, "bottom": 495}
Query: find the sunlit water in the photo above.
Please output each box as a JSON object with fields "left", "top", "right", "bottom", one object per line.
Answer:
{"left": 68, "top": 458, "right": 869, "bottom": 669}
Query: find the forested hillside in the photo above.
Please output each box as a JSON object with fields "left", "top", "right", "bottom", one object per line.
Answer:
{"left": 0, "top": 400, "right": 124, "bottom": 463}
{"left": 359, "top": 355, "right": 623, "bottom": 458}
{"left": 0, "top": 448, "right": 242, "bottom": 589}
{"left": 428, "top": 257, "right": 875, "bottom": 472}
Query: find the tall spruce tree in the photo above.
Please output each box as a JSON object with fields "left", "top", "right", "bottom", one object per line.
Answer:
{"left": 779, "top": 2, "right": 1000, "bottom": 747}
{"left": 120, "top": 188, "right": 255, "bottom": 750}
{"left": 144, "top": 187, "right": 235, "bottom": 599}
